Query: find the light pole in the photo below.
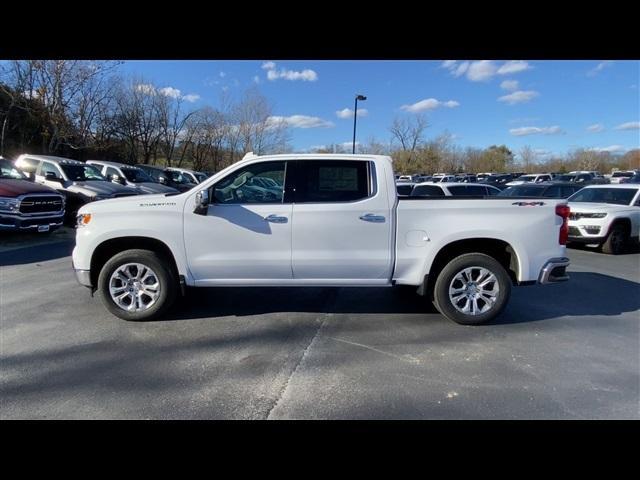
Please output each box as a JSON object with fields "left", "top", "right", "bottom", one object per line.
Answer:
{"left": 352, "top": 94, "right": 367, "bottom": 154}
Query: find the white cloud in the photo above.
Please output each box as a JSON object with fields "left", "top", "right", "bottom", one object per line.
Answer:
{"left": 336, "top": 108, "right": 368, "bottom": 119}
{"left": 466, "top": 61, "right": 497, "bottom": 81}
{"left": 135, "top": 83, "right": 156, "bottom": 95}
{"left": 268, "top": 115, "right": 334, "bottom": 129}
{"left": 442, "top": 60, "right": 532, "bottom": 82}
{"left": 587, "top": 61, "right": 614, "bottom": 77}
{"left": 500, "top": 79, "right": 519, "bottom": 91}
{"left": 340, "top": 141, "right": 360, "bottom": 149}
{"left": 588, "top": 145, "right": 627, "bottom": 153}
{"left": 159, "top": 86, "right": 181, "bottom": 98}
{"left": 400, "top": 98, "right": 460, "bottom": 113}
{"left": 509, "top": 126, "right": 564, "bottom": 136}
{"left": 497, "top": 61, "right": 532, "bottom": 75}
{"left": 586, "top": 123, "right": 605, "bottom": 133}
{"left": 498, "top": 90, "right": 539, "bottom": 105}
{"left": 182, "top": 94, "right": 200, "bottom": 103}
{"left": 614, "top": 121, "right": 640, "bottom": 131}
{"left": 262, "top": 61, "right": 318, "bottom": 82}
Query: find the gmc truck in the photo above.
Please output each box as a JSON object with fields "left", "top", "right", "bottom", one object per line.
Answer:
{"left": 72, "top": 153, "right": 571, "bottom": 325}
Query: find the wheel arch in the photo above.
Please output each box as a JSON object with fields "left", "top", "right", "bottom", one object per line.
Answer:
{"left": 420, "top": 237, "right": 520, "bottom": 297}
{"left": 90, "top": 236, "right": 180, "bottom": 288}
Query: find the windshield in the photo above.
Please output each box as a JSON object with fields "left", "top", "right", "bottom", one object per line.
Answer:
{"left": 518, "top": 175, "right": 536, "bottom": 182}
{"left": 612, "top": 172, "right": 633, "bottom": 178}
{"left": 195, "top": 173, "right": 208, "bottom": 183}
{"left": 498, "top": 186, "right": 544, "bottom": 197}
{"left": 122, "top": 168, "right": 153, "bottom": 183}
{"left": 0, "top": 160, "right": 25, "bottom": 179}
{"left": 61, "top": 164, "right": 106, "bottom": 181}
{"left": 568, "top": 188, "right": 637, "bottom": 206}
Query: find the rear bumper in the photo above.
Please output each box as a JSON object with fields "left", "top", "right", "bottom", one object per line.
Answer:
{"left": 538, "top": 257, "right": 570, "bottom": 284}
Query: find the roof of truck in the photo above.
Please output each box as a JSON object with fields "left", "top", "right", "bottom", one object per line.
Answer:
{"left": 15, "top": 154, "right": 83, "bottom": 165}
{"left": 87, "top": 160, "right": 142, "bottom": 169}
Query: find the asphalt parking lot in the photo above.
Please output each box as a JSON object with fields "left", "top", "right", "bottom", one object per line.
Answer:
{"left": 1, "top": 237, "right": 638, "bottom": 419}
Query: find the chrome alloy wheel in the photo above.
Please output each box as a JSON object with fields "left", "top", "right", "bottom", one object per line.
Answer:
{"left": 448, "top": 266, "right": 500, "bottom": 316}
{"left": 109, "top": 263, "right": 161, "bottom": 312}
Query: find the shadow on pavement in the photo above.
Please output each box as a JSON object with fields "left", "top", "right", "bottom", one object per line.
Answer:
{"left": 163, "top": 272, "right": 640, "bottom": 325}
{"left": 0, "top": 239, "right": 75, "bottom": 266}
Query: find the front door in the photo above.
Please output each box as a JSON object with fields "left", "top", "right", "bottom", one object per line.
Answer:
{"left": 184, "top": 160, "right": 293, "bottom": 284}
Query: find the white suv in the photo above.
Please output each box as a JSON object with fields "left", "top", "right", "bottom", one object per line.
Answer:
{"left": 567, "top": 184, "right": 640, "bottom": 254}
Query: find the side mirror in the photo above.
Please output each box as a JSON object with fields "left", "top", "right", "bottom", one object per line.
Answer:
{"left": 45, "top": 171, "right": 62, "bottom": 182}
{"left": 112, "top": 175, "right": 125, "bottom": 185}
{"left": 159, "top": 176, "right": 168, "bottom": 185}
{"left": 194, "top": 189, "right": 210, "bottom": 215}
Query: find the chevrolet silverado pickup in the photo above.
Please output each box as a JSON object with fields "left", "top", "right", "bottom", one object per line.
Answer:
{"left": 72, "top": 153, "right": 571, "bottom": 325}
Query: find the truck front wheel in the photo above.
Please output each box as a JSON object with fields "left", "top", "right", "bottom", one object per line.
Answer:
{"left": 601, "top": 224, "right": 628, "bottom": 255}
{"left": 97, "top": 249, "right": 177, "bottom": 321}
{"left": 433, "top": 253, "right": 511, "bottom": 325}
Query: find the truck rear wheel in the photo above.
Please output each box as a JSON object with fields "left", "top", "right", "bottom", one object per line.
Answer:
{"left": 433, "top": 253, "right": 511, "bottom": 325}
{"left": 97, "top": 249, "right": 177, "bottom": 321}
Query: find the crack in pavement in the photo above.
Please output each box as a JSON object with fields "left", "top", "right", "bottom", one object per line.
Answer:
{"left": 326, "top": 336, "right": 421, "bottom": 364}
{"left": 265, "top": 289, "right": 339, "bottom": 420}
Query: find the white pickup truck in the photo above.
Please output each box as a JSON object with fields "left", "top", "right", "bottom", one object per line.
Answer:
{"left": 72, "top": 153, "right": 571, "bottom": 325}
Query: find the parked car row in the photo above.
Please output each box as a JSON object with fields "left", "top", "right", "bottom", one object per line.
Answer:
{"left": 0, "top": 154, "right": 209, "bottom": 233}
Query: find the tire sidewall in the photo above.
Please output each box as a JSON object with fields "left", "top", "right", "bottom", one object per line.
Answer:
{"left": 602, "top": 225, "right": 627, "bottom": 255}
{"left": 97, "top": 249, "right": 176, "bottom": 321}
{"left": 434, "top": 253, "right": 512, "bottom": 325}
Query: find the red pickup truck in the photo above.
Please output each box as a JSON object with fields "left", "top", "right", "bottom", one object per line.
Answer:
{"left": 0, "top": 157, "right": 65, "bottom": 233}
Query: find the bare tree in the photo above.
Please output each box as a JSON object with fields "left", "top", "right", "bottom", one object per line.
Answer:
{"left": 388, "top": 114, "right": 428, "bottom": 162}
{"left": 519, "top": 145, "right": 537, "bottom": 173}
{"left": 156, "top": 92, "right": 198, "bottom": 167}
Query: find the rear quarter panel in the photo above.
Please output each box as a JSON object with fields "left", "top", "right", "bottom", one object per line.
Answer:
{"left": 394, "top": 198, "right": 566, "bottom": 285}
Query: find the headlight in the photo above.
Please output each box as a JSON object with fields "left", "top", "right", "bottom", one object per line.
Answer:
{"left": 0, "top": 197, "right": 20, "bottom": 213}
{"left": 76, "top": 213, "right": 92, "bottom": 227}
{"left": 580, "top": 213, "right": 607, "bottom": 219}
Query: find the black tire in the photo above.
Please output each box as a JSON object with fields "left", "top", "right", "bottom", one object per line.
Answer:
{"left": 601, "top": 224, "right": 628, "bottom": 255}
{"left": 97, "top": 249, "right": 177, "bottom": 321}
{"left": 432, "top": 253, "right": 512, "bottom": 325}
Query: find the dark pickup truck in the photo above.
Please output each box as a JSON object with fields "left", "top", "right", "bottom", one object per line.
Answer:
{"left": 0, "top": 158, "right": 65, "bottom": 233}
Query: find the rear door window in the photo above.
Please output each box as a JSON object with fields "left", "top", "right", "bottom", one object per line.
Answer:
{"left": 294, "top": 160, "right": 371, "bottom": 203}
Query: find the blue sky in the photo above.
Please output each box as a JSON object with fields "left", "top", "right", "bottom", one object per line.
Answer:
{"left": 122, "top": 60, "right": 637, "bottom": 157}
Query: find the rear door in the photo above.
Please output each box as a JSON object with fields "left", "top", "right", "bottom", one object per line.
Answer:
{"left": 290, "top": 159, "right": 393, "bottom": 283}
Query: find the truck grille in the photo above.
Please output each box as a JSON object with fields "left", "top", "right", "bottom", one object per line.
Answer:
{"left": 19, "top": 195, "right": 64, "bottom": 214}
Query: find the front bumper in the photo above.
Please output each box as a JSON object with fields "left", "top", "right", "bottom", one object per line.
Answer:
{"left": 0, "top": 213, "right": 64, "bottom": 231}
{"left": 75, "top": 268, "right": 92, "bottom": 288}
{"left": 538, "top": 257, "right": 570, "bottom": 284}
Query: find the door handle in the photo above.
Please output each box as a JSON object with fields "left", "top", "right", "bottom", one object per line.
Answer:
{"left": 359, "top": 213, "right": 386, "bottom": 223}
{"left": 264, "top": 214, "right": 288, "bottom": 223}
